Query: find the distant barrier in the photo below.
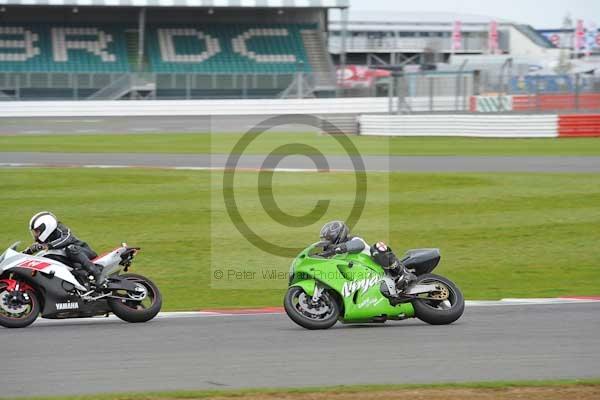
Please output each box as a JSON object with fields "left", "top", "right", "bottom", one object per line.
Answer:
{"left": 469, "top": 96, "right": 513, "bottom": 112}
{"left": 513, "top": 94, "right": 600, "bottom": 112}
{"left": 0, "top": 98, "right": 393, "bottom": 117}
{"left": 471, "top": 94, "right": 600, "bottom": 112}
{"left": 358, "top": 114, "right": 559, "bottom": 138}
{"left": 0, "top": 97, "right": 461, "bottom": 118}
{"left": 3, "top": 98, "right": 599, "bottom": 138}
{"left": 558, "top": 114, "right": 600, "bottom": 137}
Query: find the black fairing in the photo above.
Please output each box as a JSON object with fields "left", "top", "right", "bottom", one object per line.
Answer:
{"left": 8, "top": 267, "right": 139, "bottom": 319}
{"left": 403, "top": 248, "right": 441, "bottom": 275}
{"left": 10, "top": 267, "right": 86, "bottom": 317}
{"left": 9, "top": 267, "right": 112, "bottom": 318}
{"left": 43, "top": 300, "right": 111, "bottom": 319}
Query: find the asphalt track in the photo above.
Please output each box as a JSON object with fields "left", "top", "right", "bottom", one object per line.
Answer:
{"left": 1, "top": 302, "right": 599, "bottom": 398}
{"left": 2, "top": 152, "right": 600, "bottom": 172}
{"left": 0, "top": 116, "right": 320, "bottom": 135}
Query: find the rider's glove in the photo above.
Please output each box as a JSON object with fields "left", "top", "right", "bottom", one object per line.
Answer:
{"left": 24, "top": 243, "right": 46, "bottom": 254}
{"left": 334, "top": 244, "right": 348, "bottom": 254}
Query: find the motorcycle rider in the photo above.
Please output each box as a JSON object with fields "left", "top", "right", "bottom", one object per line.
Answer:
{"left": 319, "top": 220, "right": 416, "bottom": 292}
{"left": 24, "top": 211, "right": 104, "bottom": 286}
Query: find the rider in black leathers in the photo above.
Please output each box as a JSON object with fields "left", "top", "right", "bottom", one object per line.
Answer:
{"left": 319, "top": 221, "right": 416, "bottom": 292}
{"left": 25, "top": 212, "right": 103, "bottom": 285}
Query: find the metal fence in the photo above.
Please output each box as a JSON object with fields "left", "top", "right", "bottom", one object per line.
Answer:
{"left": 0, "top": 72, "right": 296, "bottom": 101}
{"left": 472, "top": 72, "right": 600, "bottom": 113}
{"left": 0, "top": 70, "right": 599, "bottom": 114}
{"left": 344, "top": 71, "right": 600, "bottom": 113}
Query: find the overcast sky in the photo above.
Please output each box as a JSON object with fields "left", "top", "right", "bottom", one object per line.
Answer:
{"left": 347, "top": 0, "right": 599, "bottom": 28}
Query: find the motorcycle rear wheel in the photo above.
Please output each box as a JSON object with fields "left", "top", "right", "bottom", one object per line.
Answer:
{"left": 108, "top": 273, "right": 162, "bottom": 323}
{"left": 411, "top": 273, "right": 465, "bottom": 325}
{"left": 284, "top": 286, "right": 339, "bottom": 330}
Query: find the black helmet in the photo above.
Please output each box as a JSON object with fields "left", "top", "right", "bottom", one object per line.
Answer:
{"left": 319, "top": 221, "right": 349, "bottom": 245}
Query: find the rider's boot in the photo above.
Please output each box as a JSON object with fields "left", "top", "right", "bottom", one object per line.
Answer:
{"left": 390, "top": 264, "right": 417, "bottom": 294}
{"left": 371, "top": 242, "right": 417, "bottom": 296}
{"left": 83, "top": 264, "right": 105, "bottom": 288}
{"left": 395, "top": 268, "right": 417, "bottom": 293}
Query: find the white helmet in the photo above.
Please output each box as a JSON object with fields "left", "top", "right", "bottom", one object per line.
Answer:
{"left": 29, "top": 211, "right": 58, "bottom": 242}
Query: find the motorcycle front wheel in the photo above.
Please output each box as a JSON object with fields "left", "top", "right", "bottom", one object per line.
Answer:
{"left": 411, "top": 273, "right": 465, "bottom": 325}
{"left": 284, "top": 286, "right": 339, "bottom": 330}
{"left": 0, "top": 281, "right": 40, "bottom": 328}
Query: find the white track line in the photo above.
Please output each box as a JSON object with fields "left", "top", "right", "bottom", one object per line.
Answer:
{"left": 30, "top": 298, "right": 600, "bottom": 326}
{"left": 466, "top": 298, "right": 600, "bottom": 306}
{"left": 0, "top": 163, "right": 354, "bottom": 173}
{"left": 32, "top": 311, "right": 280, "bottom": 326}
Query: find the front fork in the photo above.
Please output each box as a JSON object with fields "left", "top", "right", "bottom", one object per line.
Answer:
{"left": 0, "top": 276, "right": 35, "bottom": 293}
{"left": 0, "top": 276, "right": 36, "bottom": 310}
{"left": 312, "top": 285, "right": 324, "bottom": 303}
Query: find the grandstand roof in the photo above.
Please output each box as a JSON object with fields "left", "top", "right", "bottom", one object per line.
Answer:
{"left": 0, "top": 0, "right": 348, "bottom": 8}
{"left": 333, "top": 11, "right": 511, "bottom": 24}
{"left": 329, "top": 11, "right": 515, "bottom": 31}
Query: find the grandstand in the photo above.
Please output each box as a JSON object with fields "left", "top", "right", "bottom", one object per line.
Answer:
{"left": 0, "top": 25, "right": 129, "bottom": 72}
{"left": 1, "top": 3, "right": 597, "bottom": 102}
{"left": 0, "top": 0, "right": 345, "bottom": 100}
{"left": 147, "top": 24, "right": 313, "bottom": 73}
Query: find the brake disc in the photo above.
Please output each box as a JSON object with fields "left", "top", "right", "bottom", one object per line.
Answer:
{"left": 0, "top": 290, "right": 28, "bottom": 314}
{"left": 424, "top": 284, "right": 450, "bottom": 300}
{"left": 298, "top": 293, "right": 330, "bottom": 316}
{"left": 127, "top": 284, "right": 148, "bottom": 301}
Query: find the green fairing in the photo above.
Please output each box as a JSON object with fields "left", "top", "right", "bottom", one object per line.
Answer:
{"left": 290, "top": 279, "right": 316, "bottom": 297}
{"left": 289, "top": 243, "right": 415, "bottom": 323}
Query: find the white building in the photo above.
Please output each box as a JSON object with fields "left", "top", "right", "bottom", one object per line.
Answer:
{"left": 329, "top": 11, "right": 560, "bottom": 66}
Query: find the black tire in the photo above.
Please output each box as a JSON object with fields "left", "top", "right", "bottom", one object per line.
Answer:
{"left": 108, "top": 273, "right": 162, "bottom": 323}
{"left": 411, "top": 273, "right": 465, "bottom": 325}
{"left": 284, "top": 286, "right": 339, "bottom": 330}
{"left": 0, "top": 284, "right": 40, "bottom": 329}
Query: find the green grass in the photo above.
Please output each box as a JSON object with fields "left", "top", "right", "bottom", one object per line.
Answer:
{"left": 1, "top": 167, "right": 598, "bottom": 310}
{"left": 11, "top": 379, "right": 600, "bottom": 400}
{"left": 1, "top": 133, "right": 600, "bottom": 155}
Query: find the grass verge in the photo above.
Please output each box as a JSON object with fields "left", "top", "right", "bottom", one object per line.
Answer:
{"left": 0, "top": 167, "right": 598, "bottom": 310}
{"left": 13, "top": 379, "right": 600, "bottom": 400}
{"left": 1, "top": 133, "right": 600, "bottom": 155}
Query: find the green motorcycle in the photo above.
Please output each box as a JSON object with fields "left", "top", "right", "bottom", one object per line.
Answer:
{"left": 284, "top": 242, "right": 465, "bottom": 330}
